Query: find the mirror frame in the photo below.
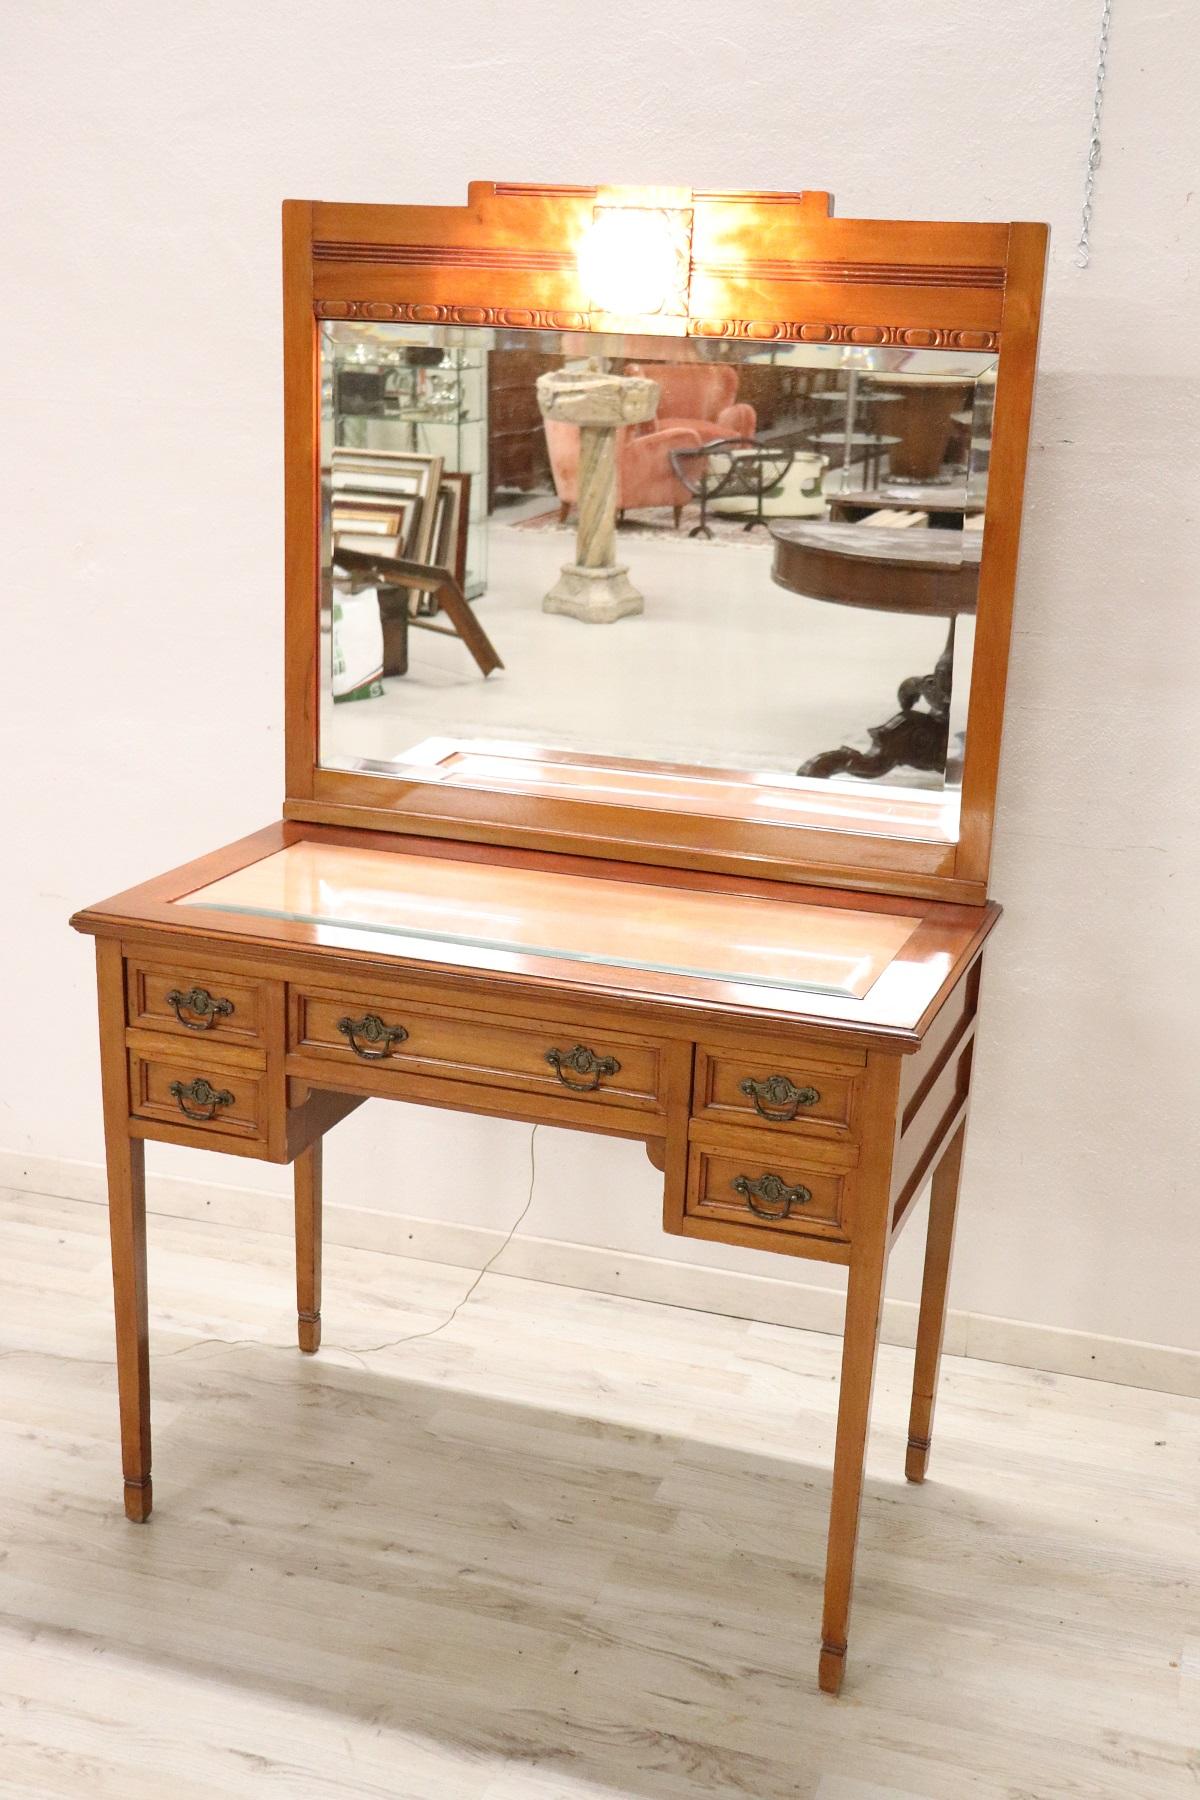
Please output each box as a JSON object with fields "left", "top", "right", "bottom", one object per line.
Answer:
{"left": 282, "top": 182, "right": 1046, "bottom": 905}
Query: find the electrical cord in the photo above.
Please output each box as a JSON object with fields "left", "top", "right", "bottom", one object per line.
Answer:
{"left": 329, "top": 1122, "right": 539, "bottom": 1359}
{"left": 1, "top": 1125, "right": 539, "bottom": 1371}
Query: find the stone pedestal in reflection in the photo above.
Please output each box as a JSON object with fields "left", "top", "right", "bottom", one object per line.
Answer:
{"left": 536, "top": 363, "right": 659, "bottom": 623}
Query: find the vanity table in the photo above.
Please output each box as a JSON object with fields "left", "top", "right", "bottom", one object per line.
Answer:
{"left": 71, "top": 183, "right": 1045, "bottom": 1696}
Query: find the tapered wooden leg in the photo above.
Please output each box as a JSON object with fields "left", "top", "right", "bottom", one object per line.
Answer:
{"left": 294, "top": 1140, "right": 323, "bottom": 1352}
{"left": 108, "top": 1129, "right": 152, "bottom": 1520}
{"left": 819, "top": 1241, "right": 889, "bottom": 1694}
{"left": 906, "top": 1123, "right": 966, "bottom": 1483}
{"left": 96, "top": 941, "right": 152, "bottom": 1521}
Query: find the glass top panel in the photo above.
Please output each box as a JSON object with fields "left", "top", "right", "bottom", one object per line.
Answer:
{"left": 318, "top": 323, "right": 997, "bottom": 845}
{"left": 178, "top": 842, "right": 919, "bottom": 1002}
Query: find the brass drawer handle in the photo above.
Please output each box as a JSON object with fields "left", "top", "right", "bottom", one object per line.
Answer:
{"left": 732, "top": 1172, "right": 812, "bottom": 1220}
{"left": 739, "top": 1074, "right": 820, "bottom": 1122}
{"left": 546, "top": 1044, "right": 621, "bottom": 1093}
{"left": 166, "top": 986, "right": 234, "bottom": 1031}
{"left": 337, "top": 1013, "right": 409, "bottom": 1061}
{"left": 169, "top": 1077, "right": 234, "bottom": 1122}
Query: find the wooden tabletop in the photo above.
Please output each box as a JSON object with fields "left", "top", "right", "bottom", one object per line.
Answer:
{"left": 181, "top": 841, "right": 919, "bottom": 1003}
{"left": 71, "top": 822, "right": 999, "bottom": 1042}
{"left": 770, "top": 522, "right": 980, "bottom": 617}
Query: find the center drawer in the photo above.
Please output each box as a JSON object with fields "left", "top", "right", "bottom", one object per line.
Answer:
{"left": 289, "top": 985, "right": 665, "bottom": 1112}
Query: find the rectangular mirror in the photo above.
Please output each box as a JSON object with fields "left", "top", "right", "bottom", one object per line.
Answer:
{"left": 317, "top": 321, "right": 997, "bottom": 848}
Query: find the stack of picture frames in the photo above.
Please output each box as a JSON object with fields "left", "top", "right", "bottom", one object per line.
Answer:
{"left": 330, "top": 448, "right": 502, "bottom": 680}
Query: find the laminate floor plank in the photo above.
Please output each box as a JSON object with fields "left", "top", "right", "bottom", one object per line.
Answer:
{"left": 0, "top": 1187, "right": 1195, "bottom": 1799}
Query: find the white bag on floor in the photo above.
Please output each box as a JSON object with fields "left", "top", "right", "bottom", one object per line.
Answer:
{"left": 331, "top": 587, "right": 384, "bottom": 703}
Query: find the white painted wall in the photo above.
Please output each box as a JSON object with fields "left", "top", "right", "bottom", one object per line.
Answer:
{"left": 3, "top": 1, "right": 1197, "bottom": 1354}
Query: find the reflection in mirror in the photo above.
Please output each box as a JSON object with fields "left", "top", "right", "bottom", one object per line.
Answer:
{"left": 319, "top": 325, "right": 996, "bottom": 845}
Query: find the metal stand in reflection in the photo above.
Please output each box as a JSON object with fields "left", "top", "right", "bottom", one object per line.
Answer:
{"left": 669, "top": 440, "right": 796, "bottom": 537}
{"left": 810, "top": 375, "right": 900, "bottom": 493}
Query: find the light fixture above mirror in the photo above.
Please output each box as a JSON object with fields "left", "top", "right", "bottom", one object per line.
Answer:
{"left": 577, "top": 190, "right": 693, "bottom": 328}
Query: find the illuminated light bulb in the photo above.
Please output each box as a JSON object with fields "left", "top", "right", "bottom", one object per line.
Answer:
{"left": 578, "top": 207, "right": 683, "bottom": 317}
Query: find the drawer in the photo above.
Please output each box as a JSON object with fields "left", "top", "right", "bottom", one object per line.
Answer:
{"left": 685, "top": 1141, "right": 851, "bottom": 1245}
{"left": 128, "top": 1046, "right": 267, "bottom": 1141}
{"left": 693, "top": 1042, "right": 863, "bottom": 1140}
{"left": 126, "top": 957, "right": 267, "bottom": 1046}
{"left": 290, "top": 987, "right": 665, "bottom": 1113}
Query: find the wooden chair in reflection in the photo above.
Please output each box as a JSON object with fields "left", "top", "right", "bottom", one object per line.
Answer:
{"left": 332, "top": 545, "right": 503, "bottom": 681}
{"left": 332, "top": 464, "right": 502, "bottom": 681}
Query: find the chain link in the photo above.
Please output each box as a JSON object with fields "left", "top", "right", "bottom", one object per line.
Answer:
{"left": 1076, "top": 0, "right": 1113, "bottom": 268}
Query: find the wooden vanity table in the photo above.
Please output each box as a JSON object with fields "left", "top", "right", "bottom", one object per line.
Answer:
{"left": 71, "top": 183, "right": 1045, "bottom": 1695}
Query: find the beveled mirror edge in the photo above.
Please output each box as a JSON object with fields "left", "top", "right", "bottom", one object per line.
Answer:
{"left": 282, "top": 185, "right": 1048, "bottom": 906}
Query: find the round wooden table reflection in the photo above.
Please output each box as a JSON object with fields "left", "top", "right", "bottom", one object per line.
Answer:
{"left": 770, "top": 520, "right": 980, "bottom": 781}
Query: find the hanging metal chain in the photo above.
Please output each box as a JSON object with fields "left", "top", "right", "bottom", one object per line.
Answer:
{"left": 1076, "top": 0, "right": 1113, "bottom": 268}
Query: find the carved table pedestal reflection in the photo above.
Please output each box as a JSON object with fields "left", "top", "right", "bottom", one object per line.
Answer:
{"left": 770, "top": 521, "right": 981, "bottom": 782}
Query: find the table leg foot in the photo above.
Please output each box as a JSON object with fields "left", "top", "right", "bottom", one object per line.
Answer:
{"left": 905, "top": 1436, "right": 931, "bottom": 1483}
{"left": 799, "top": 705, "right": 948, "bottom": 781}
{"left": 124, "top": 1476, "right": 153, "bottom": 1523}
{"left": 818, "top": 1640, "right": 846, "bottom": 1695}
{"left": 298, "top": 1310, "right": 322, "bottom": 1354}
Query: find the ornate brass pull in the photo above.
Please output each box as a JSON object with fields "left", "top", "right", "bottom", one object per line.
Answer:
{"left": 546, "top": 1044, "right": 621, "bottom": 1092}
{"left": 166, "top": 986, "right": 234, "bottom": 1031}
{"left": 731, "top": 1172, "right": 812, "bottom": 1220}
{"left": 739, "top": 1073, "right": 820, "bottom": 1122}
{"left": 337, "top": 1013, "right": 409, "bottom": 1061}
{"left": 169, "top": 1077, "right": 234, "bottom": 1122}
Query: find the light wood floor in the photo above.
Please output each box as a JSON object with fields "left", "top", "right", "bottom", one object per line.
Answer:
{"left": 1, "top": 1184, "right": 1195, "bottom": 1799}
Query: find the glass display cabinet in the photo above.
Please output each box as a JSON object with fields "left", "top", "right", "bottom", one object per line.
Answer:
{"left": 71, "top": 181, "right": 1046, "bottom": 1696}
{"left": 324, "top": 327, "right": 488, "bottom": 598}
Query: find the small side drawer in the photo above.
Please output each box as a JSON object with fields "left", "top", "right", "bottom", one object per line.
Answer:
{"left": 685, "top": 1142, "right": 851, "bottom": 1245}
{"left": 290, "top": 987, "right": 665, "bottom": 1113}
{"left": 128, "top": 1047, "right": 267, "bottom": 1141}
{"left": 126, "top": 958, "right": 267, "bottom": 1045}
{"left": 693, "top": 1042, "right": 863, "bottom": 1139}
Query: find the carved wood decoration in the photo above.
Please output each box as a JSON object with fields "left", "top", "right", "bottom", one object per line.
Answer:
{"left": 313, "top": 298, "right": 999, "bottom": 353}
{"left": 286, "top": 182, "right": 1047, "bottom": 904}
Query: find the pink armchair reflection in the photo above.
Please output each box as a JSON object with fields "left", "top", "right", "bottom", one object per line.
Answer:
{"left": 543, "top": 363, "right": 757, "bottom": 528}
